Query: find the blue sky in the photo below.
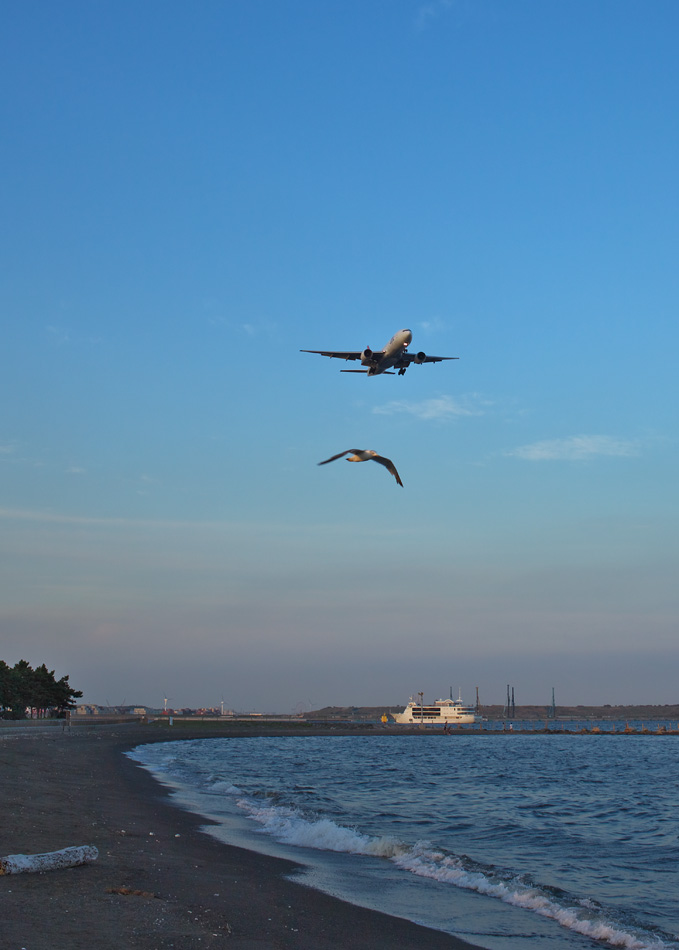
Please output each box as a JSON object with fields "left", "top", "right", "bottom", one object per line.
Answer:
{"left": 2, "top": 0, "right": 678, "bottom": 711}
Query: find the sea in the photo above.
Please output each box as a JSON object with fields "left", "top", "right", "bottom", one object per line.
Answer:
{"left": 127, "top": 732, "right": 679, "bottom": 950}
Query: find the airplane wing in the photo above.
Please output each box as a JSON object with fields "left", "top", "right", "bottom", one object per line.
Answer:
{"left": 300, "top": 349, "right": 363, "bottom": 361}
{"left": 396, "top": 353, "right": 458, "bottom": 366}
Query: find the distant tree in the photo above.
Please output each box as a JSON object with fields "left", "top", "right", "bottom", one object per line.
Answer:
{"left": 32, "top": 664, "right": 59, "bottom": 719}
{"left": 9, "top": 659, "right": 34, "bottom": 719}
{"left": 0, "top": 660, "right": 82, "bottom": 719}
{"left": 0, "top": 660, "right": 18, "bottom": 717}
{"left": 51, "top": 673, "right": 83, "bottom": 715}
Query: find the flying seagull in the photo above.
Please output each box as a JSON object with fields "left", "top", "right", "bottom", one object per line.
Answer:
{"left": 318, "top": 449, "right": 403, "bottom": 487}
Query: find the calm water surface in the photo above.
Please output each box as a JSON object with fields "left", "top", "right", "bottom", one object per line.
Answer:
{"left": 128, "top": 734, "right": 679, "bottom": 950}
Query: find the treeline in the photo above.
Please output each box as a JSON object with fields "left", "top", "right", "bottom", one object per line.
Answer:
{"left": 0, "top": 660, "right": 82, "bottom": 719}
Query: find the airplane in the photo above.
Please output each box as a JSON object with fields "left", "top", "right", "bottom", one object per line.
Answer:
{"left": 300, "top": 328, "right": 457, "bottom": 376}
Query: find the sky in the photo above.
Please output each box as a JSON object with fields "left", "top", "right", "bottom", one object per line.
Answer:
{"left": 2, "top": 0, "right": 678, "bottom": 712}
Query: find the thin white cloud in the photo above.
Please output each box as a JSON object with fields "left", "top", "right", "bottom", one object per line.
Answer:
{"left": 373, "top": 393, "right": 490, "bottom": 421}
{"left": 44, "top": 324, "right": 104, "bottom": 346}
{"left": 415, "top": 0, "right": 454, "bottom": 31}
{"left": 0, "top": 508, "right": 405, "bottom": 545}
{"left": 507, "top": 435, "right": 640, "bottom": 461}
{"left": 0, "top": 507, "right": 237, "bottom": 530}
{"left": 206, "top": 314, "right": 278, "bottom": 340}
{"left": 45, "top": 324, "right": 71, "bottom": 345}
{"left": 65, "top": 465, "right": 86, "bottom": 475}
{"left": 135, "top": 473, "right": 159, "bottom": 496}
{"left": 0, "top": 507, "right": 140, "bottom": 526}
{"left": 416, "top": 316, "right": 446, "bottom": 335}
{"left": 0, "top": 442, "right": 39, "bottom": 465}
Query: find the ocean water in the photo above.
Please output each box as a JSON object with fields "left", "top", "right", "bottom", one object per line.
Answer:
{"left": 128, "top": 734, "right": 679, "bottom": 950}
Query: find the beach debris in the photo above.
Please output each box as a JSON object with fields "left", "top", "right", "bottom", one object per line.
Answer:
{"left": 0, "top": 845, "right": 99, "bottom": 875}
{"left": 107, "top": 886, "right": 158, "bottom": 899}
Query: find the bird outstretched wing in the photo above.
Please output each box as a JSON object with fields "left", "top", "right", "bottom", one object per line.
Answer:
{"left": 318, "top": 450, "right": 362, "bottom": 465}
{"left": 371, "top": 454, "right": 403, "bottom": 486}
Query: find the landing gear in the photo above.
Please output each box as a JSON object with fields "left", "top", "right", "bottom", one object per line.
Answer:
{"left": 398, "top": 366, "right": 407, "bottom": 376}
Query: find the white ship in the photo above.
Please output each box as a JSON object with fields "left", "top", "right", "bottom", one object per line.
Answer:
{"left": 393, "top": 689, "right": 482, "bottom": 725}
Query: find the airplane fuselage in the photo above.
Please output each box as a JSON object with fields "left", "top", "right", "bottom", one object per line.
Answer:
{"left": 362, "top": 328, "right": 413, "bottom": 375}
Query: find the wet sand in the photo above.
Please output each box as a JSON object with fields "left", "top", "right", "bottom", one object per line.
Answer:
{"left": 0, "top": 722, "right": 481, "bottom": 949}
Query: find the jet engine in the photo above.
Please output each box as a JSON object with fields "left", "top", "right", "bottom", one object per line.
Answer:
{"left": 413, "top": 351, "right": 427, "bottom": 364}
{"left": 360, "top": 347, "right": 374, "bottom": 365}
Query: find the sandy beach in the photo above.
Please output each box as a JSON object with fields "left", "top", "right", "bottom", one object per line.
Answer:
{"left": 1, "top": 722, "right": 481, "bottom": 950}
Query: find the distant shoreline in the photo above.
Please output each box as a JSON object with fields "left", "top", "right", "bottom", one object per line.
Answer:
{"left": 304, "top": 703, "right": 679, "bottom": 722}
{"left": 5, "top": 706, "right": 679, "bottom": 737}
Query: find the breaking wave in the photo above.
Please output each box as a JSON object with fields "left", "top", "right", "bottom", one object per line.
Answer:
{"left": 236, "top": 798, "right": 675, "bottom": 950}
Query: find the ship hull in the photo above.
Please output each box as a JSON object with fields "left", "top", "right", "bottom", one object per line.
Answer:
{"left": 392, "top": 696, "right": 481, "bottom": 725}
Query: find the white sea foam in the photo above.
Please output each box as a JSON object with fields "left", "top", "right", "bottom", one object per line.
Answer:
{"left": 126, "top": 748, "right": 177, "bottom": 772}
{"left": 207, "top": 780, "right": 242, "bottom": 795}
{"left": 237, "top": 799, "right": 406, "bottom": 857}
{"left": 236, "top": 798, "right": 672, "bottom": 950}
{"left": 394, "top": 844, "right": 671, "bottom": 950}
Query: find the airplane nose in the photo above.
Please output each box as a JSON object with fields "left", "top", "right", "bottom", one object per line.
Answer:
{"left": 404, "top": 329, "right": 412, "bottom": 342}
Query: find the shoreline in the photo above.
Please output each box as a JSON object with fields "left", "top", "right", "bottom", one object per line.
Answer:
{"left": 1, "top": 723, "right": 481, "bottom": 950}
